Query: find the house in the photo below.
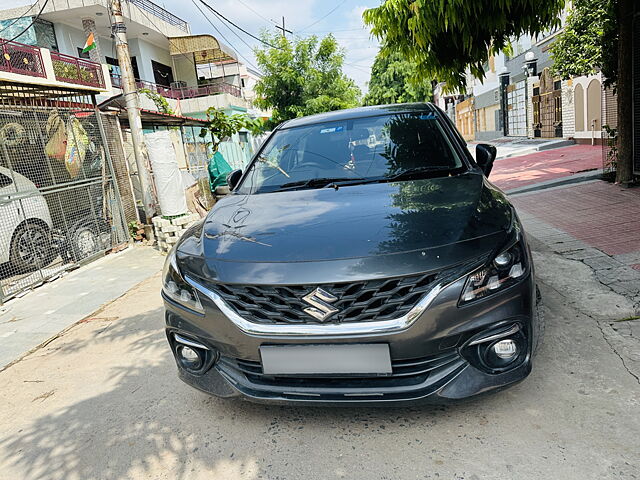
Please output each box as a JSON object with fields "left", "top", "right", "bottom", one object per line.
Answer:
{"left": 0, "top": 0, "right": 267, "bottom": 120}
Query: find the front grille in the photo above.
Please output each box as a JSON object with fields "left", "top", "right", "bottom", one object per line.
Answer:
{"left": 211, "top": 272, "right": 439, "bottom": 324}
{"left": 216, "top": 350, "right": 466, "bottom": 401}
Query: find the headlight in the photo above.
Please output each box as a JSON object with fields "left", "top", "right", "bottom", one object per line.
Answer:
{"left": 162, "top": 248, "right": 204, "bottom": 313}
{"left": 459, "top": 239, "right": 527, "bottom": 304}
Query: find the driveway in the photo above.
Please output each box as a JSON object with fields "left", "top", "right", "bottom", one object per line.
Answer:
{"left": 0, "top": 240, "right": 638, "bottom": 480}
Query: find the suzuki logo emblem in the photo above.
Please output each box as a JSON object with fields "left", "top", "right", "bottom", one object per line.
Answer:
{"left": 302, "top": 288, "right": 340, "bottom": 322}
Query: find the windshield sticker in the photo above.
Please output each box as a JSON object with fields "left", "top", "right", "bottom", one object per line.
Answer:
{"left": 320, "top": 126, "right": 344, "bottom": 134}
{"left": 419, "top": 113, "right": 436, "bottom": 120}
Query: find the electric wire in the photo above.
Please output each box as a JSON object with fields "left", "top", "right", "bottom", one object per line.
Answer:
{"left": 0, "top": 0, "right": 50, "bottom": 46}
{"left": 191, "top": 0, "right": 261, "bottom": 72}
{"left": 198, "top": 0, "right": 281, "bottom": 50}
{"left": 0, "top": 1, "right": 42, "bottom": 35}
{"left": 297, "top": 0, "right": 348, "bottom": 33}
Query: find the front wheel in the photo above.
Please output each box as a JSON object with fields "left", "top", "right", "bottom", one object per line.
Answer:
{"left": 70, "top": 223, "right": 102, "bottom": 261}
{"left": 10, "top": 222, "right": 53, "bottom": 272}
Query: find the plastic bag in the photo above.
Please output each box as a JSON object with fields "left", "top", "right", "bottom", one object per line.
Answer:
{"left": 64, "top": 117, "right": 89, "bottom": 178}
{"left": 45, "top": 109, "right": 67, "bottom": 160}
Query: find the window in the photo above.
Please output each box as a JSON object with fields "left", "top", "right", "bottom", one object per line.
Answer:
{"left": 77, "top": 47, "right": 90, "bottom": 59}
{"left": 0, "top": 173, "right": 13, "bottom": 189}
{"left": 238, "top": 112, "right": 464, "bottom": 194}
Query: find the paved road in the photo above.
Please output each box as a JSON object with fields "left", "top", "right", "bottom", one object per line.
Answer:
{"left": 0, "top": 239, "right": 638, "bottom": 480}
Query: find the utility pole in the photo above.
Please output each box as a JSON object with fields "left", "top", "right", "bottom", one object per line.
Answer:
{"left": 110, "top": 0, "right": 155, "bottom": 220}
{"left": 275, "top": 16, "right": 292, "bottom": 38}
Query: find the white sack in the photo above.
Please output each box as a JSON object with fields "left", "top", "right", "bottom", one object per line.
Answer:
{"left": 145, "top": 130, "right": 188, "bottom": 217}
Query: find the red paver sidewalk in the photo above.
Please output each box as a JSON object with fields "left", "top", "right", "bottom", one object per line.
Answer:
{"left": 511, "top": 181, "right": 640, "bottom": 257}
{"left": 491, "top": 145, "right": 602, "bottom": 191}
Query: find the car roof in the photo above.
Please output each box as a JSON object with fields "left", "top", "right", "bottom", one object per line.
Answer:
{"left": 279, "top": 103, "right": 438, "bottom": 130}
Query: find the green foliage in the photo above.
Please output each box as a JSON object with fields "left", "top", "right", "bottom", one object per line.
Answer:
{"left": 139, "top": 88, "right": 173, "bottom": 115}
{"left": 363, "top": 0, "right": 565, "bottom": 90}
{"left": 364, "top": 51, "right": 433, "bottom": 106}
{"left": 254, "top": 32, "right": 361, "bottom": 125}
{"left": 550, "top": 0, "right": 618, "bottom": 87}
{"left": 199, "top": 107, "right": 264, "bottom": 151}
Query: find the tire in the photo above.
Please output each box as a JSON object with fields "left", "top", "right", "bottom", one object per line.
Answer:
{"left": 9, "top": 222, "right": 54, "bottom": 272}
{"left": 533, "top": 285, "right": 545, "bottom": 355}
{"left": 70, "top": 223, "right": 102, "bottom": 261}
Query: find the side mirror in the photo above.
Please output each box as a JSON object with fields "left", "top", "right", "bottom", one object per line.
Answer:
{"left": 476, "top": 144, "right": 497, "bottom": 177}
{"left": 226, "top": 169, "right": 242, "bottom": 190}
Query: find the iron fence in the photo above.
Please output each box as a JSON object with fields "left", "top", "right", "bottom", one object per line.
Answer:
{"left": 0, "top": 84, "right": 129, "bottom": 302}
{"left": 50, "top": 52, "right": 105, "bottom": 89}
{"left": 0, "top": 38, "right": 45, "bottom": 78}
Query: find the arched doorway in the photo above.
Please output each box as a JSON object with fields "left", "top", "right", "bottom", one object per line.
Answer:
{"left": 586, "top": 79, "right": 602, "bottom": 133}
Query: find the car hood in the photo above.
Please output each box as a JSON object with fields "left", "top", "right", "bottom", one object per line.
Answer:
{"left": 177, "top": 172, "right": 513, "bottom": 284}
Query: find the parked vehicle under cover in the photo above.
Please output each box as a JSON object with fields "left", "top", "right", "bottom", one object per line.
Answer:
{"left": 162, "top": 103, "right": 543, "bottom": 405}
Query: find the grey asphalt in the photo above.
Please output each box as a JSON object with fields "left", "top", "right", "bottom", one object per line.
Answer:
{"left": 0, "top": 238, "right": 638, "bottom": 479}
{"left": 0, "top": 245, "right": 164, "bottom": 369}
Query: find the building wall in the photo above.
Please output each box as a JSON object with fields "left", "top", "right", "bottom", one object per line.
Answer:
{"left": 455, "top": 98, "right": 475, "bottom": 142}
{"left": 474, "top": 87, "right": 502, "bottom": 141}
{"left": 561, "top": 79, "right": 575, "bottom": 138}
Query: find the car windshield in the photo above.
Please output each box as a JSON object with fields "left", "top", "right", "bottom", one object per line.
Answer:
{"left": 237, "top": 111, "right": 465, "bottom": 194}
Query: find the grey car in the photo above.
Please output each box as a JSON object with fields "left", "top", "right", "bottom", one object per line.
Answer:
{"left": 162, "top": 103, "right": 543, "bottom": 405}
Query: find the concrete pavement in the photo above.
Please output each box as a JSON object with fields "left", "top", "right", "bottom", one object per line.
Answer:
{"left": 0, "top": 245, "right": 165, "bottom": 369}
{"left": 0, "top": 245, "right": 638, "bottom": 479}
{"left": 490, "top": 145, "right": 602, "bottom": 192}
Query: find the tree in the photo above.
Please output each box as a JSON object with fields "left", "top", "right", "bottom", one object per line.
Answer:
{"left": 363, "top": 1, "right": 565, "bottom": 90}
{"left": 364, "top": 51, "right": 433, "bottom": 106}
{"left": 199, "top": 107, "right": 263, "bottom": 152}
{"left": 364, "top": 0, "right": 635, "bottom": 184}
{"left": 254, "top": 32, "right": 361, "bottom": 126}
{"left": 551, "top": 0, "right": 633, "bottom": 184}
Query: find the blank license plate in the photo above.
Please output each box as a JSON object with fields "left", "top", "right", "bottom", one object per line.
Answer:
{"left": 260, "top": 344, "right": 392, "bottom": 375}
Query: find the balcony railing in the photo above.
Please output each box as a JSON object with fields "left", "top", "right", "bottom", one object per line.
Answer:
{"left": 0, "top": 38, "right": 46, "bottom": 78}
{"left": 127, "top": 0, "right": 189, "bottom": 32}
{"left": 110, "top": 74, "right": 242, "bottom": 100}
{"left": 50, "top": 52, "right": 105, "bottom": 89}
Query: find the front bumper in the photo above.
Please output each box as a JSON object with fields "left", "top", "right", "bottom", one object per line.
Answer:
{"left": 164, "top": 270, "right": 537, "bottom": 406}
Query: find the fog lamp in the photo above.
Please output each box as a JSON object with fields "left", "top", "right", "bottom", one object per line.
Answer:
{"left": 177, "top": 345, "right": 203, "bottom": 370}
{"left": 492, "top": 339, "right": 518, "bottom": 359}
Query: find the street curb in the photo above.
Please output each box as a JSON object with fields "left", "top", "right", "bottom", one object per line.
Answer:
{"left": 506, "top": 171, "right": 603, "bottom": 196}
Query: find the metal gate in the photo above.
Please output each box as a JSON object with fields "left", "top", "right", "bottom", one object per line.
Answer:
{"left": 0, "top": 84, "right": 128, "bottom": 302}
{"left": 506, "top": 80, "right": 527, "bottom": 136}
{"left": 532, "top": 69, "right": 563, "bottom": 138}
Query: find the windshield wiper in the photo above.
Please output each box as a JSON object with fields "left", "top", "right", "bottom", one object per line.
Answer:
{"left": 275, "top": 177, "right": 361, "bottom": 192}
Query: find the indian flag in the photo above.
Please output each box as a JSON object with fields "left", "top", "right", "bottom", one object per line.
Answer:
{"left": 82, "top": 33, "right": 96, "bottom": 54}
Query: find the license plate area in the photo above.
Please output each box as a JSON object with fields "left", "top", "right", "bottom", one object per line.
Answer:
{"left": 260, "top": 344, "right": 392, "bottom": 376}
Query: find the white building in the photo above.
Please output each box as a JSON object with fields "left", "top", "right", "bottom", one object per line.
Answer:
{"left": 0, "top": 0, "right": 267, "bottom": 118}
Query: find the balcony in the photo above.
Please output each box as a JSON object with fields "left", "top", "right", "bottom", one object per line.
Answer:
{"left": 110, "top": 74, "right": 242, "bottom": 100}
{"left": 0, "top": 38, "right": 108, "bottom": 91}
{"left": 0, "top": 39, "right": 46, "bottom": 78}
{"left": 128, "top": 0, "right": 188, "bottom": 32}
{"left": 51, "top": 52, "right": 105, "bottom": 89}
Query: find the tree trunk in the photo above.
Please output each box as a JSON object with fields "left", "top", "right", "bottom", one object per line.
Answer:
{"left": 615, "top": 0, "right": 633, "bottom": 183}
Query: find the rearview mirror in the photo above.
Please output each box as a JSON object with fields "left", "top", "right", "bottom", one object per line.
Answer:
{"left": 476, "top": 144, "right": 497, "bottom": 177}
{"left": 226, "top": 169, "right": 242, "bottom": 190}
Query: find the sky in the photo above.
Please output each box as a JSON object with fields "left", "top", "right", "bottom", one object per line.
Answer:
{"left": 177, "top": 0, "right": 380, "bottom": 92}
{"left": 0, "top": 0, "right": 381, "bottom": 92}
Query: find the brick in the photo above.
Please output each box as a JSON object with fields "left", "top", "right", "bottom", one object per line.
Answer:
{"left": 166, "top": 236, "right": 178, "bottom": 244}
{"left": 161, "top": 225, "right": 178, "bottom": 233}
{"left": 171, "top": 215, "right": 191, "bottom": 226}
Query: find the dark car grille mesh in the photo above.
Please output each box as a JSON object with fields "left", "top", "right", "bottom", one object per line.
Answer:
{"left": 211, "top": 272, "right": 439, "bottom": 324}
